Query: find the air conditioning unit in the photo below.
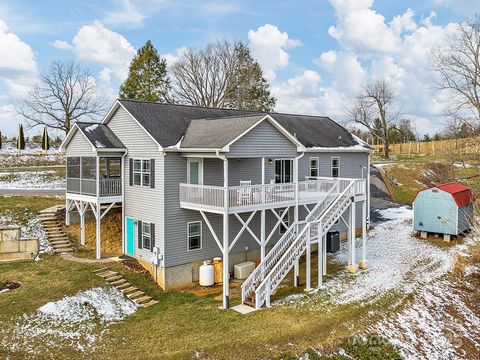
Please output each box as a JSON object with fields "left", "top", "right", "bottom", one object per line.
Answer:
{"left": 234, "top": 261, "right": 255, "bottom": 279}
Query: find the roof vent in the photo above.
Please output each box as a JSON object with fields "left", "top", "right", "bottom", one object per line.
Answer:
{"left": 338, "top": 136, "right": 342, "bottom": 140}
{"left": 293, "top": 132, "right": 297, "bottom": 138}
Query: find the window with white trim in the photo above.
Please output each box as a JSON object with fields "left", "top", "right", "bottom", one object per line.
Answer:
{"left": 331, "top": 157, "right": 339, "bottom": 178}
{"left": 133, "top": 159, "right": 151, "bottom": 186}
{"left": 142, "top": 222, "right": 151, "bottom": 249}
{"left": 187, "top": 221, "right": 202, "bottom": 250}
{"left": 278, "top": 208, "right": 290, "bottom": 234}
{"left": 310, "top": 157, "right": 319, "bottom": 177}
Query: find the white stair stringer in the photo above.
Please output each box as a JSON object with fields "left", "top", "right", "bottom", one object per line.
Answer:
{"left": 248, "top": 180, "right": 355, "bottom": 309}
{"left": 240, "top": 180, "right": 342, "bottom": 304}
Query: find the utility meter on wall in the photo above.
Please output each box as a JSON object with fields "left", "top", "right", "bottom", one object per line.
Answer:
{"left": 152, "top": 247, "right": 162, "bottom": 266}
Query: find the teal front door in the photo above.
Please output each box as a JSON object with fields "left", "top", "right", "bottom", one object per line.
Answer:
{"left": 126, "top": 217, "right": 135, "bottom": 256}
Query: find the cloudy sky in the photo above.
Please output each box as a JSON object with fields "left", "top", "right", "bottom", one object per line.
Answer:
{"left": 0, "top": 0, "right": 477, "bottom": 136}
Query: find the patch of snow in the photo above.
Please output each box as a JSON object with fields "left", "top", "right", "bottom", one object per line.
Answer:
{"left": 453, "top": 162, "right": 473, "bottom": 168}
{"left": 374, "top": 206, "right": 412, "bottom": 221}
{"left": 1, "top": 287, "right": 136, "bottom": 356}
{"left": 0, "top": 170, "right": 65, "bottom": 190}
{"left": 464, "top": 265, "right": 479, "bottom": 277}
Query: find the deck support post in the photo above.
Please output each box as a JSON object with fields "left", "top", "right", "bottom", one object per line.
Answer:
{"left": 222, "top": 158, "right": 229, "bottom": 309}
{"left": 80, "top": 201, "right": 85, "bottom": 246}
{"left": 359, "top": 200, "right": 368, "bottom": 270}
{"left": 347, "top": 201, "right": 357, "bottom": 274}
{"left": 260, "top": 157, "right": 266, "bottom": 260}
{"left": 318, "top": 227, "right": 323, "bottom": 287}
{"left": 95, "top": 201, "right": 101, "bottom": 260}
{"left": 322, "top": 233, "right": 327, "bottom": 275}
{"left": 65, "top": 199, "right": 71, "bottom": 226}
{"left": 293, "top": 154, "right": 301, "bottom": 287}
{"left": 306, "top": 230, "right": 311, "bottom": 291}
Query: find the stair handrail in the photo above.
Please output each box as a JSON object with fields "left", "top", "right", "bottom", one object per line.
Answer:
{"left": 241, "top": 180, "right": 340, "bottom": 302}
{"left": 253, "top": 180, "right": 355, "bottom": 308}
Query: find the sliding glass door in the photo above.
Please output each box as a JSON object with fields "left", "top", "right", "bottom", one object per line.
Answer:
{"left": 275, "top": 159, "right": 293, "bottom": 183}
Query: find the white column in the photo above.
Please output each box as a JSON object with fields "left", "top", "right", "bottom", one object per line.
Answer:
{"left": 293, "top": 156, "right": 300, "bottom": 286}
{"left": 260, "top": 157, "right": 266, "bottom": 260}
{"left": 359, "top": 200, "right": 368, "bottom": 270}
{"left": 318, "top": 228, "right": 323, "bottom": 287}
{"left": 65, "top": 199, "right": 71, "bottom": 226}
{"left": 348, "top": 202, "right": 357, "bottom": 273}
{"left": 96, "top": 201, "right": 101, "bottom": 260}
{"left": 222, "top": 158, "right": 229, "bottom": 309}
{"left": 306, "top": 230, "right": 311, "bottom": 291}
{"left": 322, "top": 233, "right": 327, "bottom": 275}
{"left": 367, "top": 154, "right": 371, "bottom": 228}
{"left": 80, "top": 202, "right": 85, "bottom": 246}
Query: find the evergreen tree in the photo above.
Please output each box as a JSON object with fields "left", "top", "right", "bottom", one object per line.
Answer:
{"left": 17, "top": 124, "right": 25, "bottom": 154}
{"left": 119, "top": 40, "right": 170, "bottom": 102}
{"left": 224, "top": 42, "right": 276, "bottom": 111}
{"left": 41, "top": 125, "right": 50, "bottom": 154}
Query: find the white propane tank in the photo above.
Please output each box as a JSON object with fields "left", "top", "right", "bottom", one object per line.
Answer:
{"left": 199, "top": 260, "right": 215, "bottom": 287}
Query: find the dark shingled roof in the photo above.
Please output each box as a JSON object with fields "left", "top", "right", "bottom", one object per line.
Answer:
{"left": 181, "top": 115, "right": 265, "bottom": 148}
{"left": 77, "top": 122, "right": 126, "bottom": 149}
{"left": 117, "top": 99, "right": 368, "bottom": 149}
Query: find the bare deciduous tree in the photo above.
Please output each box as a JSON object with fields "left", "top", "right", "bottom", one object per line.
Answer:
{"left": 349, "top": 80, "right": 399, "bottom": 158}
{"left": 16, "top": 60, "right": 105, "bottom": 134}
{"left": 433, "top": 15, "right": 480, "bottom": 126}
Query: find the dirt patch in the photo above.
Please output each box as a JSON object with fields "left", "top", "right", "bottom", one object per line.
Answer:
{"left": 65, "top": 213, "right": 122, "bottom": 257}
{"left": 0, "top": 281, "right": 21, "bottom": 292}
{"left": 122, "top": 258, "right": 148, "bottom": 274}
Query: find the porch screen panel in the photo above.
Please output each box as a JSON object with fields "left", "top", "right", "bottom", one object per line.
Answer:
{"left": 81, "top": 157, "right": 96, "bottom": 195}
{"left": 66, "top": 157, "right": 80, "bottom": 193}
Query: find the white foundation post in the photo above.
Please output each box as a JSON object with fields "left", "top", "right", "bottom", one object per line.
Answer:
{"left": 222, "top": 158, "right": 230, "bottom": 309}
{"left": 96, "top": 201, "right": 101, "bottom": 260}
{"left": 293, "top": 155, "right": 300, "bottom": 287}
{"left": 65, "top": 199, "right": 71, "bottom": 226}
{"left": 318, "top": 229, "right": 323, "bottom": 287}
{"left": 359, "top": 200, "right": 368, "bottom": 270}
{"left": 348, "top": 201, "right": 357, "bottom": 274}
{"left": 306, "top": 229, "right": 311, "bottom": 291}
{"left": 80, "top": 202, "right": 85, "bottom": 246}
{"left": 260, "top": 157, "right": 266, "bottom": 260}
{"left": 322, "top": 233, "right": 327, "bottom": 275}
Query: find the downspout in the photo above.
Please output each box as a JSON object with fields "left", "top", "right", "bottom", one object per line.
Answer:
{"left": 121, "top": 150, "right": 128, "bottom": 255}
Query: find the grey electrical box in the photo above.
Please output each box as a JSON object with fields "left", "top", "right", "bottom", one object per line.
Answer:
{"left": 326, "top": 231, "right": 340, "bottom": 253}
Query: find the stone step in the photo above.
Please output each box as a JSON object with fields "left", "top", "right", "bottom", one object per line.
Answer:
{"left": 127, "top": 291, "right": 144, "bottom": 299}
{"left": 134, "top": 295, "right": 152, "bottom": 305}
{"left": 49, "top": 238, "right": 69, "bottom": 243}
{"left": 39, "top": 215, "right": 56, "bottom": 220}
{"left": 121, "top": 286, "right": 137, "bottom": 295}
{"left": 110, "top": 278, "right": 127, "bottom": 286}
{"left": 93, "top": 267, "right": 112, "bottom": 274}
{"left": 139, "top": 300, "right": 159, "bottom": 308}
{"left": 53, "top": 248, "right": 73, "bottom": 253}
{"left": 48, "top": 233, "right": 67, "bottom": 238}
{"left": 52, "top": 243, "right": 72, "bottom": 250}
{"left": 116, "top": 283, "right": 131, "bottom": 290}
{"left": 97, "top": 270, "right": 118, "bottom": 278}
{"left": 105, "top": 275, "right": 123, "bottom": 282}
{"left": 51, "top": 242, "right": 71, "bottom": 248}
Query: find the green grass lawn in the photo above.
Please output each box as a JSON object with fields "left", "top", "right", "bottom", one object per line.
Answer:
{"left": 0, "top": 195, "right": 64, "bottom": 225}
{"left": 0, "top": 253, "right": 403, "bottom": 359}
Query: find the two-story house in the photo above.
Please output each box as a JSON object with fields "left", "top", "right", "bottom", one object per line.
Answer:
{"left": 60, "top": 99, "right": 372, "bottom": 309}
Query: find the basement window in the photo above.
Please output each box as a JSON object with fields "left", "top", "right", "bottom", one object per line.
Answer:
{"left": 142, "top": 222, "right": 151, "bottom": 249}
{"left": 187, "top": 221, "right": 202, "bottom": 251}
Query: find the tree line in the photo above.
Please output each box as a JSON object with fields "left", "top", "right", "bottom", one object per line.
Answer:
{"left": 12, "top": 39, "right": 275, "bottom": 138}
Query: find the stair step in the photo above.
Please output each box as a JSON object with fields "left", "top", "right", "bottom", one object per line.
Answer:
{"left": 139, "top": 300, "right": 159, "bottom": 308}
{"left": 134, "top": 295, "right": 152, "bottom": 304}
{"left": 121, "top": 287, "right": 137, "bottom": 295}
{"left": 97, "top": 270, "right": 118, "bottom": 278}
{"left": 127, "top": 291, "right": 145, "bottom": 299}
{"left": 116, "top": 283, "right": 131, "bottom": 290}
{"left": 53, "top": 248, "right": 73, "bottom": 253}
{"left": 105, "top": 275, "right": 123, "bottom": 282}
{"left": 110, "top": 279, "right": 127, "bottom": 286}
{"left": 93, "top": 267, "right": 112, "bottom": 274}
{"left": 52, "top": 243, "right": 72, "bottom": 249}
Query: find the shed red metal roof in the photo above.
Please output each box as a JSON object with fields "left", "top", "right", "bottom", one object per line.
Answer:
{"left": 416, "top": 182, "right": 475, "bottom": 208}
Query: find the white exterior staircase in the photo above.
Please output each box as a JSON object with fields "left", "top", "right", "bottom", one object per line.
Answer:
{"left": 241, "top": 179, "right": 357, "bottom": 309}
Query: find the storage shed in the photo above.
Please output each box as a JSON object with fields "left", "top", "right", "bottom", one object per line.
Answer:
{"left": 413, "top": 182, "right": 475, "bottom": 240}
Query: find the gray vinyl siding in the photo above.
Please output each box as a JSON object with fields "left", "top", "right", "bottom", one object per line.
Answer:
{"left": 107, "top": 106, "right": 165, "bottom": 264}
{"left": 227, "top": 121, "right": 297, "bottom": 158}
{"left": 299, "top": 152, "right": 369, "bottom": 233}
{"left": 65, "top": 130, "right": 94, "bottom": 157}
{"left": 164, "top": 152, "right": 288, "bottom": 267}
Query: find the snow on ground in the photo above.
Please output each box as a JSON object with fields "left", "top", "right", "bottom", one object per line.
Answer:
{"left": 453, "top": 162, "right": 473, "bottom": 168}
{"left": 0, "top": 170, "right": 65, "bottom": 190}
{"left": 0, "top": 214, "right": 50, "bottom": 253}
{"left": 0, "top": 142, "right": 64, "bottom": 167}
{"left": 276, "top": 206, "right": 480, "bottom": 358}
{"left": 1, "top": 287, "right": 136, "bottom": 356}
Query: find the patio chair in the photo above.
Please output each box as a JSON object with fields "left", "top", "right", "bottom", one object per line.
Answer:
{"left": 237, "top": 180, "right": 252, "bottom": 206}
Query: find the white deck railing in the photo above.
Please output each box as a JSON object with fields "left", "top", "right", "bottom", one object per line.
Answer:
{"left": 66, "top": 177, "right": 122, "bottom": 197}
{"left": 180, "top": 178, "right": 365, "bottom": 212}
{"left": 99, "top": 178, "right": 122, "bottom": 196}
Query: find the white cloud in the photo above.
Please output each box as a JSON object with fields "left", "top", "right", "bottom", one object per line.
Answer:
{"left": 55, "top": 21, "right": 136, "bottom": 100}
{"left": 163, "top": 47, "right": 187, "bottom": 68}
{"left": 52, "top": 40, "right": 73, "bottom": 50}
{"left": 248, "top": 24, "right": 301, "bottom": 81}
{"left": 103, "top": 0, "right": 169, "bottom": 27}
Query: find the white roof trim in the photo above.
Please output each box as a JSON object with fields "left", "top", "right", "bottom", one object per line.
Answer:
{"left": 304, "top": 146, "right": 373, "bottom": 153}
{"left": 221, "top": 114, "right": 306, "bottom": 152}
{"left": 59, "top": 123, "right": 96, "bottom": 153}
{"left": 101, "top": 100, "right": 163, "bottom": 151}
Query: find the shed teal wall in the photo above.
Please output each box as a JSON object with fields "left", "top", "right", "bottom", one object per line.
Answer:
{"left": 413, "top": 189, "right": 458, "bottom": 235}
